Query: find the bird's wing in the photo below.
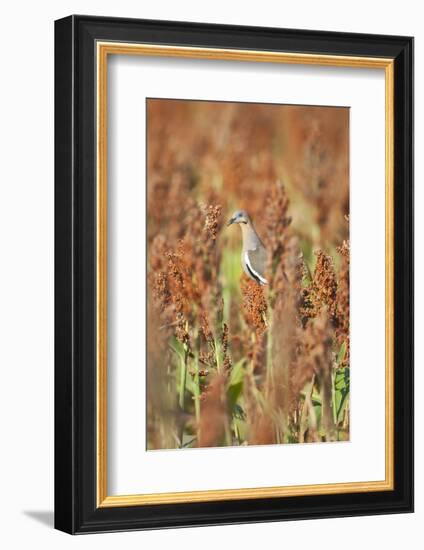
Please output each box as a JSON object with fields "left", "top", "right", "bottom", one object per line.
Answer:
{"left": 245, "top": 246, "right": 268, "bottom": 285}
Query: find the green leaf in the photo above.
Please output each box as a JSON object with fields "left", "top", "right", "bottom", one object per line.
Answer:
{"left": 334, "top": 367, "right": 350, "bottom": 392}
{"left": 334, "top": 367, "right": 350, "bottom": 423}
{"left": 233, "top": 417, "right": 247, "bottom": 442}
{"left": 181, "top": 435, "right": 197, "bottom": 448}
{"left": 185, "top": 377, "right": 198, "bottom": 396}
{"left": 228, "top": 359, "right": 246, "bottom": 387}
{"left": 226, "top": 361, "right": 247, "bottom": 410}
{"left": 169, "top": 337, "right": 186, "bottom": 360}
{"left": 314, "top": 403, "right": 322, "bottom": 434}
{"left": 299, "top": 390, "right": 321, "bottom": 406}
{"left": 336, "top": 341, "right": 347, "bottom": 366}
{"left": 311, "top": 393, "right": 322, "bottom": 406}
{"left": 227, "top": 382, "right": 243, "bottom": 409}
{"left": 233, "top": 403, "right": 246, "bottom": 420}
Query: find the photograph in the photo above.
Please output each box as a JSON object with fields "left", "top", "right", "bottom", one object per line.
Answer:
{"left": 146, "top": 98, "right": 350, "bottom": 450}
{"left": 51, "top": 12, "right": 413, "bottom": 535}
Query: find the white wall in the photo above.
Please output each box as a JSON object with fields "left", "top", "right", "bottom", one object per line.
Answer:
{"left": 0, "top": 1, "right": 420, "bottom": 548}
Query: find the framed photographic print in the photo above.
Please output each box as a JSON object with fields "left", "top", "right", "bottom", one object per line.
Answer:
{"left": 54, "top": 15, "right": 414, "bottom": 534}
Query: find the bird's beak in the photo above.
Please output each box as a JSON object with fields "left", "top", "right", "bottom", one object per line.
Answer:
{"left": 227, "top": 217, "right": 235, "bottom": 227}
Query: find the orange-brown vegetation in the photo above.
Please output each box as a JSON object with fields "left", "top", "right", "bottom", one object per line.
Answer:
{"left": 147, "top": 99, "right": 349, "bottom": 449}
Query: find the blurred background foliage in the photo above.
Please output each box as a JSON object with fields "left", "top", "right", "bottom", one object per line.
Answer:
{"left": 147, "top": 99, "right": 349, "bottom": 450}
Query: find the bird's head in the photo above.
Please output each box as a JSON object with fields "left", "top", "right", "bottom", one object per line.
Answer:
{"left": 227, "top": 210, "right": 250, "bottom": 227}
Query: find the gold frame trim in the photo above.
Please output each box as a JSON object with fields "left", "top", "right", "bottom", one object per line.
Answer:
{"left": 96, "top": 42, "right": 394, "bottom": 508}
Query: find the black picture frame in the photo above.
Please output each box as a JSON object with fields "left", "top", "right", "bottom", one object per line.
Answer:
{"left": 55, "top": 14, "right": 414, "bottom": 534}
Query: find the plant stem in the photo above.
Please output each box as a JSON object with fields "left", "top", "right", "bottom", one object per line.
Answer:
{"left": 224, "top": 414, "right": 232, "bottom": 446}
{"left": 320, "top": 369, "right": 336, "bottom": 442}
{"left": 179, "top": 345, "right": 188, "bottom": 410}
{"left": 299, "top": 375, "right": 315, "bottom": 443}
{"left": 214, "top": 337, "right": 221, "bottom": 372}
{"left": 178, "top": 344, "right": 189, "bottom": 448}
{"left": 331, "top": 367, "right": 338, "bottom": 426}
{"left": 193, "top": 332, "right": 201, "bottom": 425}
{"left": 266, "top": 307, "right": 274, "bottom": 384}
{"left": 233, "top": 420, "right": 240, "bottom": 444}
